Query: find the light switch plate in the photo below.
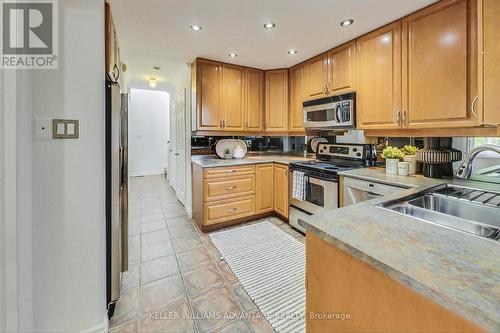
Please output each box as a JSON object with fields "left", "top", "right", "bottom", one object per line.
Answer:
{"left": 53, "top": 119, "right": 79, "bottom": 139}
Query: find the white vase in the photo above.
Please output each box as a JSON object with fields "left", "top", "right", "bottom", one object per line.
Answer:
{"left": 385, "top": 158, "right": 399, "bottom": 175}
{"left": 403, "top": 155, "right": 417, "bottom": 175}
{"left": 398, "top": 161, "right": 410, "bottom": 176}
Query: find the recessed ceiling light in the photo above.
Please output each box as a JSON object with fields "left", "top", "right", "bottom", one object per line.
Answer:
{"left": 228, "top": 53, "right": 238, "bottom": 58}
{"left": 190, "top": 24, "right": 202, "bottom": 31}
{"left": 340, "top": 19, "right": 354, "bottom": 27}
{"left": 149, "top": 77, "right": 158, "bottom": 88}
{"left": 263, "top": 22, "right": 276, "bottom": 29}
{"left": 288, "top": 49, "right": 298, "bottom": 55}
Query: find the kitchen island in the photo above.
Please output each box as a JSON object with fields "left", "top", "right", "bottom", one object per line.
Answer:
{"left": 300, "top": 169, "right": 500, "bottom": 332}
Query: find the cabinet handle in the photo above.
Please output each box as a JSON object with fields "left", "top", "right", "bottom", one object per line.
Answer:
{"left": 225, "top": 170, "right": 237, "bottom": 173}
{"left": 226, "top": 208, "right": 237, "bottom": 212}
{"left": 396, "top": 109, "right": 401, "bottom": 127}
{"left": 471, "top": 96, "right": 479, "bottom": 119}
{"left": 223, "top": 120, "right": 226, "bottom": 128}
{"left": 219, "top": 120, "right": 223, "bottom": 128}
{"left": 225, "top": 186, "right": 237, "bottom": 190}
{"left": 402, "top": 109, "right": 407, "bottom": 127}
{"left": 326, "top": 82, "right": 330, "bottom": 95}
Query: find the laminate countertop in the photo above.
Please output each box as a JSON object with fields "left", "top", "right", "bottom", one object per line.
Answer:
{"left": 299, "top": 168, "right": 500, "bottom": 331}
{"left": 191, "top": 153, "right": 314, "bottom": 168}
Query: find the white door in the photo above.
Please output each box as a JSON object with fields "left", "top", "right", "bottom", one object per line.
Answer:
{"left": 175, "top": 90, "right": 186, "bottom": 204}
{"left": 168, "top": 96, "right": 177, "bottom": 190}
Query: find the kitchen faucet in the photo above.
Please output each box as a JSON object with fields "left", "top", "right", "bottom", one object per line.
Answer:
{"left": 455, "top": 144, "right": 500, "bottom": 179}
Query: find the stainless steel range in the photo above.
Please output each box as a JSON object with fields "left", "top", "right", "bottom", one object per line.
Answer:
{"left": 288, "top": 143, "right": 376, "bottom": 232}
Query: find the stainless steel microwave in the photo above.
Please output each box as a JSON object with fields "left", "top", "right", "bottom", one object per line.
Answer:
{"left": 303, "top": 92, "right": 355, "bottom": 130}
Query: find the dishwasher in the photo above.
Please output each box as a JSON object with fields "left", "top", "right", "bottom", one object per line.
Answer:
{"left": 342, "top": 176, "right": 407, "bottom": 207}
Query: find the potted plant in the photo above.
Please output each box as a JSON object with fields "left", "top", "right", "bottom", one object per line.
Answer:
{"left": 402, "top": 145, "right": 418, "bottom": 175}
{"left": 382, "top": 146, "right": 404, "bottom": 175}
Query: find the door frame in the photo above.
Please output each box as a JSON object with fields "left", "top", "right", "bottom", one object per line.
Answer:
{"left": 0, "top": 69, "right": 19, "bottom": 331}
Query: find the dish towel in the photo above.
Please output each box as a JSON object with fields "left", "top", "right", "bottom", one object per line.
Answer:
{"left": 292, "top": 171, "right": 306, "bottom": 201}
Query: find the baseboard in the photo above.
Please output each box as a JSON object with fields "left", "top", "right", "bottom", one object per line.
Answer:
{"left": 129, "top": 169, "right": 165, "bottom": 177}
{"left": 185, "top": 204, "right": 193, "bottom": 218}
{"left": 81, "top": 313, "right": 108, "bottom": 333}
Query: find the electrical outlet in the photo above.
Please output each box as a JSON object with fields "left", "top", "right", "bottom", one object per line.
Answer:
{"left": 35, "top": 119, "right": 51, "bottom": 139}
{"left": 52, "top": 119, "right": 79, "bottom": 139}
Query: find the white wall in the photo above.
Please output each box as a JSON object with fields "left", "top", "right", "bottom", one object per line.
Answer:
{"left": 30, "top": 0, "right": 107, "bottom": 331}
{"left": 129, "top": 89, "right": 170, "bottom": 176}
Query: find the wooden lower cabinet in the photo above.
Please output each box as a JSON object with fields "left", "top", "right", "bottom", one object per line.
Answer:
{"left": 204, "top": 195, "right": 256, "bottom": 226}
{"left": 256, "top": 164, "right": 274, "bottom": 213}
{"left": 273, "top": 164, "right": 289, "bottom": 218}
{"left": 306, "top": 233, "right": 484, "bottom": 333}
{"left": 192, "top": 162, "right": 290, "bottom": 231}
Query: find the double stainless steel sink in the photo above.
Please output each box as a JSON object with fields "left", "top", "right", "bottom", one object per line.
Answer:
{"left": 378, "top": 184, "right": 500, "bottom": 241}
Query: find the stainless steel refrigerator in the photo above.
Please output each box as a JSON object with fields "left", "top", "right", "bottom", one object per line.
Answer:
{"left": 105, "top": 78, "right": 128, "bottom": 318}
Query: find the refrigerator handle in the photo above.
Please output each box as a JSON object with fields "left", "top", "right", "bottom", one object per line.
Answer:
{"left": 119, "top": 146, "right": 125, "bottom": 191}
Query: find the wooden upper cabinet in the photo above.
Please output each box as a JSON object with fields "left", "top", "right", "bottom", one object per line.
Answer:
{"left": 482, "top": 0, "right": 500, "bottom": 125}
{"left": 289, "top": 64, "right": 305, "bottom": 131}
{"left": 357, "top": 21, "right": 402, "bottom": 129}
{"left": 327, "top": 41, "right": 356, "bottom": 94}
{"left": 273, "top": 163, "right": 289, "bottom": 218}
{"left": 305, "top": 53, "right": 329, "bottom": 100}
{"left": 265, "top": 69, "right": 289, "bottom": 131}
{"left": 196, "top": 59, "right": 222, "bottom": 131}
{"left": 402, "top": 0, "right": 480, "bottom": 128}
{"left": 222, "top": 64, "right": 245, "bottom": 130}
{"left": 245, "top": 68, "right": 265, "bottom": 130}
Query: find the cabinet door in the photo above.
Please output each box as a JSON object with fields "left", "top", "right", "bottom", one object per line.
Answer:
{"left": 265, "top": 70, "right": 289, "bottom": 132}
{"left": 357, "top": 22, "right": 402, "bottom": 129}
{"left": 256, "top": 164, "right": 274, "bottom": 214}
{"left": 328, "top": 41, "right": 356, "bottom": 94}
{"left": 196, "top": 60, "right": 222, "bottom": 131}
{"left": 484, "top": 0, "right": 500, "bottom": 125}
{"left": 222, "top": 64, "right": 245, "bottom": 131}
{"left": 402, "top": 0, "right": 480, "bottom": 128}
{"left": 289, "top": 64, "right": 305, "bottom": 131}
{"left": 305, "top": 54, "right": 328, "bottom": 100}
{"left": 273, "top": 164, "right": 289, "bottom": 218}
{"left": 245, "top": 69, "right": 264, "bottom": 131}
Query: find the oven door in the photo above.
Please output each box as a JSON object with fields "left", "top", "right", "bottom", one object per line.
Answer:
{"left": 290, "top": 173, "right": 338, "bottom": 214}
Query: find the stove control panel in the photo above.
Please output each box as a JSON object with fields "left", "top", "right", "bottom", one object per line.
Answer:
{"left": 317, "top": 143, "right": 367, "bottom": 160}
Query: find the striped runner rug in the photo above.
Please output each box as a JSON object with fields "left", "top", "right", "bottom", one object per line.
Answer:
{"left": 209, "top": 222, "right": 305, "bottom": 333}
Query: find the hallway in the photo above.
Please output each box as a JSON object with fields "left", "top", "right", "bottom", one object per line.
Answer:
{"left": 109, "top": 175, "right": 304, "bottom": 333}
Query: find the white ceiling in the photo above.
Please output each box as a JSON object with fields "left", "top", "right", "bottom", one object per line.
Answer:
{"left": 110, "top": 0, "right": 438, "bottom": 88}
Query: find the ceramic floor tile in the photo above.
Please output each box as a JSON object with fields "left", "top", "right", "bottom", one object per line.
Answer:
{"left": 165, "top": 216, "right": 191, "bottom": 228}
{"left": 141, "top": 220, "right": 167, "bottom": 233}
{"left": 205, "top": 242, "right": 222, "bottom": 261}
{"left": 247, "top": 310, "right": 274, "bottom": 333}
{"left": 141, "top": 241, "right": 174, "bottom": 262}
{"left": 217, "top": 261, "right": 237, "bottom": 283}
{"left": 169, "top": 224, "right": 197, "bottom": 240}
{"left": 121, "top": 264, "right": 139, "bottom": 291}
{"left": 128, "top": 223, "right": 141, "bottom": 237}
{"left": 140, "top": 275, "right": 186, "bottom": 315}
{"left": 177, "top": 246, "right": 213, "bottom": 272}
{"left": 139, "top": 300, "right": 195, "bottom": 333}
{"left": 230, "top": 283, "right": 257, "bottom": 312}
{"left": 213, "top": 319, "right": 254, "bottom": 333}
{"left": 183, "top": 263, "right": 225, "bottom": 297}
{"left": 141, "top": 214, "right": 165, "bottom": 224}
{"left": 141, "top": 255, "right": 179, "bottom": 285}
{"left": 109, "top": 288, "right": 138, "bottom": 328}
{"left": 141, "top": 229, "right": 170, "bottom": 245}
{"left": 190, "top": 286, "right": 242, "bottom": 333}
{"left": 108, "top": 320, "right": 138, "bottom": 333}
{"left": 163, "top": 208, "right": 187, "bottom": 219}
{"left": 172, "top": 233, "right": 204, "bottom": 254}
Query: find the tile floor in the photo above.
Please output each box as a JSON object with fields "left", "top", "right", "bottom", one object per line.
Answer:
{"left": 108, "top": 175, "right": 305, "bottom": 333}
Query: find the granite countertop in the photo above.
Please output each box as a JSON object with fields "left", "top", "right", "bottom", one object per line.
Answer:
{"left": 191, "top": 153, "right": 314, "bottom": 168}
{"left": 299, "top": 169, "right": 500, "bottom": 331}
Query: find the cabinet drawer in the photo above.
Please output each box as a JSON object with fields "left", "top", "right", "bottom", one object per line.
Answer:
{"left": 204, "top": 165, "right": 255, "bottom": 179}
{"left": 204, "top": 195, "right": 256, "bottom": 226}
{"left": 204, "top": 175, "right": 255, "bottom": 202}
